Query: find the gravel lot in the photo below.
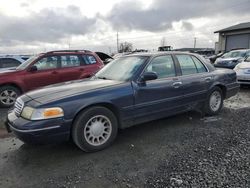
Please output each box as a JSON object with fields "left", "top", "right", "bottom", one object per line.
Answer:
{"left": 0, "top": 88, "right": 249, "bottom": 187}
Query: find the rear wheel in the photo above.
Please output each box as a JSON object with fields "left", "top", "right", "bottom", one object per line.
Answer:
{"left": 204, "top": 87, "right": 223, "bottom": 115}
{"left": 0, "top": 86, "right": 21, "bottom": 108}
{"left": 72, "top": 106, "right": 118, "bottom": 152}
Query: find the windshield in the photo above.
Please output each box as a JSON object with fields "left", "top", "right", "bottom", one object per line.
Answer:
{"left": 95, "top": 56, "right": 148, "bottom": 81}
{"left": 16, "top": 55, "right": 40, "bottom": 70}
{"left": 222, "top": 50, "right": 246, "bottom": 58}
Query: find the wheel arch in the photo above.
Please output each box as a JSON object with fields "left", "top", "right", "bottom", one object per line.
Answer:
{"left": 0, "top": 83, "right": 23, "bottom": 93}
{"left": 214, "top": 84, "right": 227, "bottom": 99}
{"left": 71, "top": 102, "right": 122, "bottom": 134}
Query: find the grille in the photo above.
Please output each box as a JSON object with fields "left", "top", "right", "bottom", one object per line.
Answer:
{"left": 14, "top": 98, "right": 24, "bottom": 116}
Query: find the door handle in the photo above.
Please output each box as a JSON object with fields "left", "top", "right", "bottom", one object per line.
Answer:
{"left": 51, "top": 71, "right": 58, "bottom": 74}
{"left": 79, "top": 68, "right": 84, "bottom": 71}
{"left": 204, "top": 77, "right": 212, "bottom": 82}
{"left": 172, "top": 81, "right": 182, "bottom": 88}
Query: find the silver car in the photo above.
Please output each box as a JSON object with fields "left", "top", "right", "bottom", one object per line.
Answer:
{"left": 234, "top": 56, "right": 250, "bottom": 85}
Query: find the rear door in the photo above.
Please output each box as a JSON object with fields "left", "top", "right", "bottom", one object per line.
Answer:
{"left": 133, "top": 55, "right": 186, "bottom": 123}
{"left": 174, "top": 54, "right": 213, "bottom": 105}
{"left": 57, "top": 54, "right": 84, "bottom": 82}
{"left": 23, "top": 56, "right": 60, "bottom": 90}
{"left": 81, "top": 54, "right": 101, "bottom": 77}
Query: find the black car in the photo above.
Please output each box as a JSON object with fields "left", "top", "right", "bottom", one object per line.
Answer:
{"left": 214, "top": 49, "right": 250, "bottom": 69}
{"left": 6, "top": 52, "right": 239, "bottom": 152}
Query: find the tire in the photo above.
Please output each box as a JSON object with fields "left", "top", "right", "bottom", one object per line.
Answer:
{"left": 72, "top": 106, "right": 118, "bottom": 152}
{"left": 204, "top": 86, "right": 223, "bottom": 116}
{"left": 0, "top": 86, "right": 21, "bottom": 108}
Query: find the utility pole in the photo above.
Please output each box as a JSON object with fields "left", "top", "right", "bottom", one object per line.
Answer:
{"left": 116, "top": 31, "right": 119, "bottom": 53}
{"left": 194, "top": 37, "right": 197, "bottom": 49}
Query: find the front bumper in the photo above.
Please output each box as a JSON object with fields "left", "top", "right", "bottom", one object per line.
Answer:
{"left": 5, "top": 111, "right": 72, "bottom": 144}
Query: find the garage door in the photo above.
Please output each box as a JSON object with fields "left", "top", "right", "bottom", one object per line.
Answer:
{"left": 226, "top": 34, "right": 250, "bottom": 51}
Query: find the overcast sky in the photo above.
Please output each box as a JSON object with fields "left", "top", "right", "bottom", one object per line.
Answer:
{"left": 0, "top": 0, "right": 250, "bottom": 54}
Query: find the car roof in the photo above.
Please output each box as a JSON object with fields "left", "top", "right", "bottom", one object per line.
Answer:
{"left": 0, "top": 55, "right": 26, "bottom": 63}
{"left": 229, "top": 49, "right": 250, "bottom": 52}
{"left": 123, "top": 51, "right": 199, "bottom": 57}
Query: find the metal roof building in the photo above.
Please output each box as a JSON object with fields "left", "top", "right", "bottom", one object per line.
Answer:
{"left": 214, "top": 22, "right": 250, "bottom": 53}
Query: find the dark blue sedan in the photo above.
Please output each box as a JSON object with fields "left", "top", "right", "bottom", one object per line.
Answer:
{"left": 6, "top": 52, "right": 239, "bottom": 152}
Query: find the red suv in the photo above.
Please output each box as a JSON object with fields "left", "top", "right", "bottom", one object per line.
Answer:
{"left": 0, "top": 50, "right": 104, "bottom": 107}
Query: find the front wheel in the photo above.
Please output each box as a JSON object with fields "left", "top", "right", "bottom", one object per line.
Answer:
{"left": 0, "top": 86, "right": 21, "bottom": 108}
{"left": 204, "top": 87, "right": 223, "bottom": 116}
{"left": 72, "top": 106, "right": 118, "bottom": 152}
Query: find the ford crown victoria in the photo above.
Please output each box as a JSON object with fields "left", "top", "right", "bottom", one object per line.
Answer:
{"left": 5, "top": 52, "right": 239, "bottom": 152}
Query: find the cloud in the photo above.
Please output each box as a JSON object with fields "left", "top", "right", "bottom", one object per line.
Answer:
{"left": 0, "top": 5, "right": 96, "bottom": 44}
{"left": 181, "top": 21, "right": 194, "bottom": 31}
{"left": 106, "top": 0, "right": 250, "bottom": 32}
{"left": 0, "top": 0, "right": 250, "bottom": 53}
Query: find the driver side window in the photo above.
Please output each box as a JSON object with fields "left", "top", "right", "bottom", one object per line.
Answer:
{"left": 34, "top": 56, "right": 58, "bottom": 70}
{"left": 145, "top": 55, "right": 176, "bottom": 79}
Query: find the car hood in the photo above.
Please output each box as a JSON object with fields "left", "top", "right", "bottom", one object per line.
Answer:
{"left": 25, "top": 78, "right": 124, "bottom": 104}
{"left": 237, "top": 62, "right": 250, "bottom": 69}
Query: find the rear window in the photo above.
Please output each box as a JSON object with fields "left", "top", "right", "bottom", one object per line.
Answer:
{"left": 83, "top": 55, "right": 97, "bottom": 65}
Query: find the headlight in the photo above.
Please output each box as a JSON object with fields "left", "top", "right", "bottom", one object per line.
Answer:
{"left": 234, "top": 65, "right": 241, "bottom": 72}
{"left": 21, "top": 107, "right": 64, "bottom": 120}
{"left": 233, "top": 66, "right": 239, "bottom": 71}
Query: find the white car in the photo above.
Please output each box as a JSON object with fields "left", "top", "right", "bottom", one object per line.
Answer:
{"left": 234, "top": 56, "right": 250, "bottom": 85}
{"left": 0, "top": 55, "right": 30, "bottom": 71}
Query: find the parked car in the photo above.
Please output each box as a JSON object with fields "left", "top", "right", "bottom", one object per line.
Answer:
{"left": 0, "top": 55, "right": 30, "bottom": 71}
{"left": 209, "top": 52, "right": 224, "bottom": 64}
{"left": 95, "top": 52, "right": 113, "bottom": 65}
{"left": 214, "top": 49, "right": 250, "bottom": 69}
{"left": 234, "top": 56, "right": 250, "bottom": 85}
{"left": 5, "top": 52, "right": 239, "bottom": 152}
{"left": 0, "top": 50, "right": 104, "bottom": 107}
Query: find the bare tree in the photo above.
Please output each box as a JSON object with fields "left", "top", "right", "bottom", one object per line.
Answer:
{"left": 119, "top": 42, "right": 133, "bottom": 53}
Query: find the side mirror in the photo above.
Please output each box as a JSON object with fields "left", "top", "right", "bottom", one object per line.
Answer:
{"left": 140, "top": 72, "right": 158, "bottom": 82}
{"left": 29, "top": 65, "right": 38, "bottom": 72}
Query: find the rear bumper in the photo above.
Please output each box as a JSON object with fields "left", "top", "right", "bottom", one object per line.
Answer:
{"left": 5, "top": 111, "right": 72, "bottom": 144}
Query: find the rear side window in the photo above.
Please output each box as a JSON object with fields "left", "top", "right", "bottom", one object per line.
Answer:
{"left": 191, "top": 56, "right": 207, "bottom": 73}
{"left": 176, "top": 55, "right": 197, "bottom": 75}
{"left": 83, "top": 55, "right": 97, "bottom": 65}
{"left": 0, "top": 58, "right": 21, "bottom": 68}
{"left": 146, "top": 55, "right": 175, "bottom": 79}
{"left": 60, "top": 55, "right": 81, "bottom": 68}
{"left": 176, "top": 55, "right": 207, "bottom": 75}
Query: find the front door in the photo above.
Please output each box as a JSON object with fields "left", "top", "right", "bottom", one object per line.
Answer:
{"left": 23, "top": 56, "right": 60, "bottom": 91}
{"left": 133, "top": 55, "right": 185, "bottom": 124}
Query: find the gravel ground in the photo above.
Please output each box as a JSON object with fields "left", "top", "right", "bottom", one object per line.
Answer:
{"left": 0, "top": 88, "right": 249, "bottom": 187}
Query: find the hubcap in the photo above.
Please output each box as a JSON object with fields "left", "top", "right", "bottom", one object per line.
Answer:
{"left": 209, "top": 91, "right": 222, "bottom": 112}
{"left": 0, "top": 90, "right": 17, "bottom": 105}
{"left": 84, "top": 115, "right": 112, "bottom": 146}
